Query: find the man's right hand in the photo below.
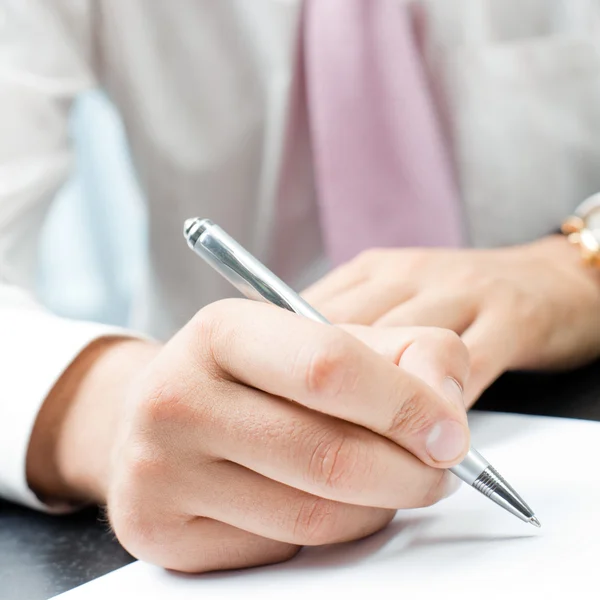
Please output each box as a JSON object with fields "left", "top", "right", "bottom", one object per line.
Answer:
{"left": 27, "top": 299, "right": 470, "bottom": 573}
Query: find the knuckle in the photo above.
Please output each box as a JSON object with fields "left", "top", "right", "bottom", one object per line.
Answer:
{"left": 108, "top": 489, "right": 169, "bottom": 560}
{"left": 293, "top": 496, "right": 338, "bottom": 545}
{"left": 191, "top": 300, "right": 225, "bottom": 344}
{"left": 190, "top": 302, "right": 244, "bottom": 383}
{"left": 387, "top": 392, "right": 434, "bottom": 439}
{"left": 108, "top": 446, "right": 185, "bottom": 565}
{"left": 426, "top": 328, "right": 470, "bottom": 366}
{"left": 112, "top": 510, "right": 162, "bottom": 559}
{"left": 307, "top": 431, "right": 366, "bottom": 491}
{"left": 139, "top": 379, "right": 195, "bottom": 428}
{"left": 303, "top": 336, "right": 359, "bottom": 398}
{"left": 191, "top": 299, "right": 259, "bottom": 379}
{"left": 190, "top": 301, "right": 229, "bottom": 361}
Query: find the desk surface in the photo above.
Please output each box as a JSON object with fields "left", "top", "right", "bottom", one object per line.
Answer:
{"left": 2, "top": 361, "right": 599, "bottom": 600}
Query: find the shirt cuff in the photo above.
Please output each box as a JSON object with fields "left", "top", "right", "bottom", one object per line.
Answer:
{"left": 0, "top": 307, "right": 139, "bottom": 511}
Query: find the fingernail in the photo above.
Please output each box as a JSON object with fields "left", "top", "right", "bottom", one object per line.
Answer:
{"left": 442, "top": 377, "right": 464, "bottom": 410}
{"left": 426, "top": 421, "right": 468, "bottom": 463}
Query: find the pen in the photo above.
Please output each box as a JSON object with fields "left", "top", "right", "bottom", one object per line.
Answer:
{"left": 183, "top": 217, "right": 541, "bottom": 528}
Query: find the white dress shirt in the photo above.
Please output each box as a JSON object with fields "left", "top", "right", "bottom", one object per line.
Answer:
{"left": 2, "top": 0, "right": 600, "bottom": 508}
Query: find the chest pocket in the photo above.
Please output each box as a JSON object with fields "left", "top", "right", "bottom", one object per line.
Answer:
{"left": 420, "top": 0, "right": 600, "bottom": 247}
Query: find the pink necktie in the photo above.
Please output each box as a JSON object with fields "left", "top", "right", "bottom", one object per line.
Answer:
{"left": 304, "top": 0, "right": 464, "bottom": 265}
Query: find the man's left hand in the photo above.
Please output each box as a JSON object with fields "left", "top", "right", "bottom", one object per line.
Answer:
{"left": 304, "top": 236, "right": 600, "bottom": 406}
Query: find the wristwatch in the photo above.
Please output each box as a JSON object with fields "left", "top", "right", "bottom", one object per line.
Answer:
{"left": 561, "top": 193, "right": 600, "bottom": 267}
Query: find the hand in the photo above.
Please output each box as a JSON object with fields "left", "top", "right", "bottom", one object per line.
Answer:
{"left": 304, "top": 235, "right": 600, "bottom": 405}
{"left": 27, "top": 300, "right": 470, "bottom": 573}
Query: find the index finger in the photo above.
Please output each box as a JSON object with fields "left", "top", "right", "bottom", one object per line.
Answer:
{"left": 197, "top": 300, "right": 470, "bottom": 469}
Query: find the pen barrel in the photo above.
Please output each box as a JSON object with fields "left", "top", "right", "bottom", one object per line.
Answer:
{"left": 449, "top": 448, "right": 489, "bottom": 485}
{"left": 185, "top": 218, "right": 328, "bottom": 324}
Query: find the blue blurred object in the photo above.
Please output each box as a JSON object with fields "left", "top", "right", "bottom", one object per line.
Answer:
{"left": 37, "top": 91, "right": 147, "bottom": 327}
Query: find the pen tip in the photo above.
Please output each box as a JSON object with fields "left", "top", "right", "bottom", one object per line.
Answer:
{"left": 529, "top": 516, "right": 541, "bottom": 528}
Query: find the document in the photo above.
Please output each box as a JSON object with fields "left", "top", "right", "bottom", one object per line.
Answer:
{"left": 56, "top": 412, "right": 600, "bottom": 599}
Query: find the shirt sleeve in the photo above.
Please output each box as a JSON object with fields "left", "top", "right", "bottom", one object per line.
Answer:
{"left": 0, "top": 292, "right": 131, "bottom": 509}
{"left": 0, "top": 1, "right": 131, "bottom": 509}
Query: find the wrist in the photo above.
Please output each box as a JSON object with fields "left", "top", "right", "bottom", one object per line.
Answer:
{"left": 26, "top": 337, "right": 161, "bottom": 505}
{"left": 525, "top": 235, "right": 600, "bottom": 295}
{"left": 528, "top": 234, "right": 597, "bottom": 271}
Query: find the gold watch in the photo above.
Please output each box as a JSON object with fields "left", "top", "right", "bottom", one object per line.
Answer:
{"left": 561, "top": 193, "right": 600, "bottom": 267}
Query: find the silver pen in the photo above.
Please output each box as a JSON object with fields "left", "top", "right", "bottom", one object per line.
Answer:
{"left": 184, "top": 217, "right": 541, "bottom": 528}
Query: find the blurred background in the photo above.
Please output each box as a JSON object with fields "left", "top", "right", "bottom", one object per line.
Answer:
{"left": 36, "top": 90, "right": 147, "bottom": 327}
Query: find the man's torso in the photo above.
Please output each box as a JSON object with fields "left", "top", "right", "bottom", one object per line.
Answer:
{"left": 61, "top": 0, "right": 600, "bottom": 337}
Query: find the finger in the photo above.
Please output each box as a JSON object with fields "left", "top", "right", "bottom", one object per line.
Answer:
{"left": 374, "top": 293, "right": 478, "bottom": 334}
{"left": 181, "top": 460, "right": 396, "bottom": 546}
{"left": 302, "top": 260, "right": 371, "bottom": 306}
{"left": 342, "top": 325, "right": 470, "bottom": 410}
{"left": 309, "top": 283, "right": 415, "bottom": 325}
{"left": 461, "top": 311, "right": 518, "bottom": 407}
{"left": 116, "top": 511, "right": 301, "bottom": 573}
{"left": 193, "top": 300, "right": 470, "bottom": 469}
{"left": 195, "top": 382, "right": 451, "bottom": 510}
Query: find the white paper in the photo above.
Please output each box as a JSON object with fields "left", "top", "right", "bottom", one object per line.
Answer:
{"left": 56, "top": 412, "right": 600, "bottom": 599}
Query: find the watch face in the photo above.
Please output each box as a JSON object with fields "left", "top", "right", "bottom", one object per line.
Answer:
{"left": 586, "top": 206, "right": 600, "bottom": 238}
